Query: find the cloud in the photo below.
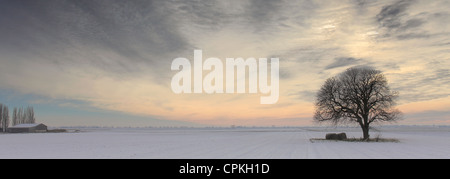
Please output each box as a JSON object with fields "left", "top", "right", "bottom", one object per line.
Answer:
{"left": 0, "top": 0, "right": 449, "bottom": 126}
{"left": 0, "top": 0, "right": 191, "bottom": 78}
{"left": 325, "top": 57, "right": 363, "bottom": 70}
{"left": 376, "top": 0, "right": 414, "bottom": 30}
{"left": 399, "top": 18, "right": 424, "bottom": 30}
{"left": 293, "top": 90, "right": 317, "bottom": 102}
{"left": 396, "top": 32, "right": 430, "bottom": 40}
{"left": 247, "top": 0, "right": 286, "bottom": 32}
{"left": 374, "top": 0, "right": 450, "bottom": 42}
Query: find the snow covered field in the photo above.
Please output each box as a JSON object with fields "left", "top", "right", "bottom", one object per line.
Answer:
{"left": 0, "top": 126, "right": 449, "bottom": 159}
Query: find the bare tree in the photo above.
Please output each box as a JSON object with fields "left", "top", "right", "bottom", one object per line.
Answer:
{"left": 8, "top": 106, "right": 36, "bottom": 126}
{"left": 314, "top": 66, "right": 401, "bottom": 139}
{"left": 0, "top": 104, "right": 3, "bottom": 131}
{"left": 2, "top": 106, "right": 8, "bottom": 132}
{"left": 17, "top": 107, "right": 24, "bottom": 124}
{"left": 26, "top": 106, "right": 35, "bottom": 123}
{"left": 23, "top": 107, "right": 28, "bottom": 123}
{"left": 12, "top": 107, "right": 18, "bottom": 126}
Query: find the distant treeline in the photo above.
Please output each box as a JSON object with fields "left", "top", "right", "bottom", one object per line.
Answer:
{"left": 0, "top": 103, "right": 35, "bottom": 132}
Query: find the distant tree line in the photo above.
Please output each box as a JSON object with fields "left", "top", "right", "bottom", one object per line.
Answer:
{"left": 0, "top": 103, "right": 35, "bottom": 132}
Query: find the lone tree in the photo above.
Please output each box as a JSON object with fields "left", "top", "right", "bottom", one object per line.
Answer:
{"left": 314, "top": 66, "right": 401, "bottom": 139}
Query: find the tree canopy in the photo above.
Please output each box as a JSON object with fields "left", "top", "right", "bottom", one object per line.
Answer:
{"left": 314, "top": 66, "right": 401, "bottom": 139}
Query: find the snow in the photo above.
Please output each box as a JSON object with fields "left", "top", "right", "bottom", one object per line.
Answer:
{"left": 0, "top": 126, "right": 449, "bottom": 159}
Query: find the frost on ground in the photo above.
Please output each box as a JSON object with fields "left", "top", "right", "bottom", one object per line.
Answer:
{"left": 0, "top": 126, "right": 449, "bottom": 159}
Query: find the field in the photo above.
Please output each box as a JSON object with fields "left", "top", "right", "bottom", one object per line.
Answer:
{"left": 0, "top": 126, "right": 449, "bottom": 159}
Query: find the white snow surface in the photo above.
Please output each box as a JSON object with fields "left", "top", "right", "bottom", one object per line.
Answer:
{"left": 0, "top": 126, "right": 449, "bottom": 159}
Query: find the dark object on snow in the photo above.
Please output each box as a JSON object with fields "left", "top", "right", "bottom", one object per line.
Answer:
{"left": 325, "top": 133, "right": 347, "bottom": 140}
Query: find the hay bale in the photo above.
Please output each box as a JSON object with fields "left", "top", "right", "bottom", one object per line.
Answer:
{"left": 325, "top": 133, "right": 347, "bottom": 140}
{"left": 326, "top": 133, "right": 338, "bottom": 140}
{"left": 337, "top": 133, "right": 347, "bottom": 140}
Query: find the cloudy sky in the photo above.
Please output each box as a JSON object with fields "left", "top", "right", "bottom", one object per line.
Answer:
{"left": 0, "top": 0, "right": 449, "bottom": 127}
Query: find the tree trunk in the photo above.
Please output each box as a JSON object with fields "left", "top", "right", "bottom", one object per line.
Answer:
{"left": 362, "top": 125, "right": 370, "bottom": 140}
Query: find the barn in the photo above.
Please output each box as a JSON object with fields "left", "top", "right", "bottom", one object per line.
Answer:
{"left": 7, "top": 123, "right": 48, "bottom": 133}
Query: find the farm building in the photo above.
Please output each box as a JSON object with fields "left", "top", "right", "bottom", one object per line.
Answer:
{"left": 7, "top": 123, "right": 48, "bottom": 133}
